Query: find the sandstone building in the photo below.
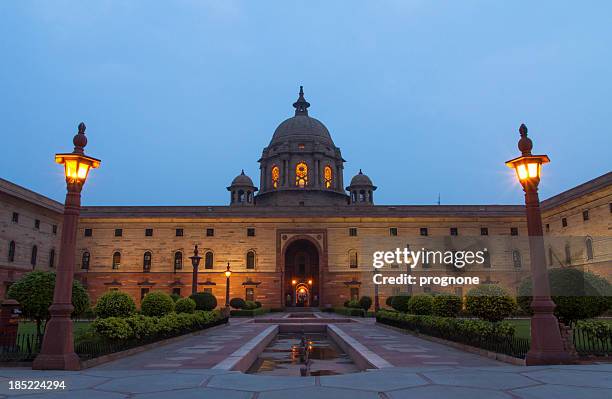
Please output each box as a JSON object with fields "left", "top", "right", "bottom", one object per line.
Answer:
{"left": 1, "top": 88, "right": 610, "bottom": 308}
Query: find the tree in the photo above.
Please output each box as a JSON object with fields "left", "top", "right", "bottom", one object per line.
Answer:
{"left": 8, "top": 271, "right": 89, "bottom": 339}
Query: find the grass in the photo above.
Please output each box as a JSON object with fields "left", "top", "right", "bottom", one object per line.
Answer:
{"left": 18, "top": 321, "right": 92, "bottom": 340}
{"left": 507, "top": 318, "right": 612, "bottom": 341}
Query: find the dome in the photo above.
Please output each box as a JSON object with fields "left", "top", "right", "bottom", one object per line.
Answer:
{"left": 230, "top": 170, "right": 255, "bottom": 187}
{"left": 349, "top": 169, "right": 373, "bottom": 186}
{"left": 269, "top": 86, "right": 334, "bottom": 146}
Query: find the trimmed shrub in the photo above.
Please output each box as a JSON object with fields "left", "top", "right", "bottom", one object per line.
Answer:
{"left": 432, "top": 294, "right": 462, "bottom": 317}
{"left": 385, "top": 296, "right": 395, "bottom": 307}
{"left": 141, "top": 292, "right": 175, "bottom": 317}
{"left": 229, "top": 297, "right": 246, "bottom": 309}
{"left": 343, "top": 300, "right": 350, "bottom": 307}
{"left": 190, "top": 292, "right": 218, "bottom": 311}
{"left": 244, "top": 300, "right": 258, "bottom": 310}
{"left": 255, "top": 301, "right": 262, "bottom": 308}
{"left": 407, "top": 294, "right": 433, "bottom": 315}
{"left": 390, "top": 295, "right": 411, "bottom": 312}
{"left": 518, "top": 268, "right": 612, "bottom": 325}
{"left": 124, "top": 314, "right": 158, "bottom": 340}
{"left": 175, "top": 297, "right": 197, "bottom": 314}
{"left": 94, "top": 291, "right": 136, "bottom": 319}
{"left": 170, "top": 293, "right": 181, "bottom": 302}
{"left": 334, "top": 307, "right": 365, "bottom": 317}
{"left": 359, "top": 296, "right": 373, "bottom": 311}
{"left": 346, "top": 299, "right": 361, "bottom": 309}
{"left": 230, "top": 307, "right": 269, "bottom": 317}
{"left": 93, "top": 317, "right": 134, "bottom": 340}
{"left": 576, "top": 320, "right": 612, "bottom": 340}
{"left": 466, "top": 285, "right": 516, "bottom": 322}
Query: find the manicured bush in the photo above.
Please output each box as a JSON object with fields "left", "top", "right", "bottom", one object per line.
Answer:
{"left": 432, "top": 294, "right": 462, "bottom": 317}
{"left": 229, "top": 297, "right": 246, "bottom": 309}
{"left": 359, "top": 296, "right": 373, "bottom": 311}
{"left": 334, "top": 307, "right": 365, "bottom": 317}
{"left": 343, "top": 300, "right": 350, "bottom": 307}
{"left": 518, "top": 268, "right": 612, "bottom": 325}
{"left": 390, "top": 295, "right": 411, "bottom": 312}
{"left": 346, "top": 299, "right": 361, "bottom": 309}
{"left": 92, "top": 317, "right": 134, "bottom": 340}
{"left": 190, "top": 292, "right": 218, "bottom": 311}
{"left": 407, "top": 294, "right": 433, "bottom": 315}
{"left": 466, "top": 285, "right": 516, "bottom": 322}
{"left": 124, "top": 314, "right": 159, "bottom": 340}
{"left": 255, "top": 301, "right": 262, "bottom": 308}
{"left": 575, "top": 320, "right": 612, "bottom": 340}
{"left": 94, "top": 291, "right": 136, "bottom": 319}
{"left": 244, "top": 300, "right": 258, "bottom": 310}
{"left": 230, "top": 307, "right": 269, "bottom": 317}
{"left": 170, "top": 293, "right": 181, "bottom": 302}
{"left": 175, "top": 297, "right": 197, "bottom": 314}
{"left": 7, "top": 271, "right": 90, "bottom": 338}
{"left": 385, "top": 296, "right": 395, "bottom": 307}
{"left": 140, "top": 292, "right": 175, "bottom": 317}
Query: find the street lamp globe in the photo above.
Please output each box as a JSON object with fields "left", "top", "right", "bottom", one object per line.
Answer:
{"left": 225, "top": 263, "right": 232, "bottom": 278}
{"left": 505, "top": 124, "right": 549, "bottom": 188}
{"left": 55, "top": 123, "right": 100, "bottom": 187}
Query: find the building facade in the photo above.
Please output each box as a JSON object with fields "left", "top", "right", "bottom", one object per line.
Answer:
{"left": 1, "top": 88, "right": 610, "bottom": 307}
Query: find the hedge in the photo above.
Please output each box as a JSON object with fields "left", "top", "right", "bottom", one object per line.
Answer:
{"left": 359, "top": 296, "right": 373, "bottom": 311}
{"left": 390, "top": 295, "right": 411, "bottom": 312}
{"left": 229, "top": 298, "right": 246, "bottom": 309}
{"left": 432, "top": 294, "right": 463, "bottom": 317}
{"left": 333, "top": 307, "right": 365, "bottom": 317}
{"left": 407, "top": 294, "right": 433, "bottom": 315}
{"left": 230, "top": 307, "right": 269, "bottom": 317}
{"left": 94, "top": 291, "right": 136, "bottom": 318}
{"left": 140, "top": 292, "right": 175, "bottom": 317}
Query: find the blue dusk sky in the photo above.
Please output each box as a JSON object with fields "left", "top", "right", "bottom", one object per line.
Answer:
{"left": 1, "top": 1, "right": 610, "bottom": 206}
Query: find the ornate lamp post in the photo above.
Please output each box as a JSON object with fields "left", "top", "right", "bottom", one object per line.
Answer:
{"left": 33, "top": 123, "right": 100, "bottom": 370}
{"left": 224, "top": 263, "right": 232, "bottom": 307}
{"left": 189, "top": 245, "right": 202, "bottom": 295}
{"left": 373, "top": 267, "right": 380, "bottom": 311}
{"left": 506, "top": 124, "right": 570, "bottom": 365}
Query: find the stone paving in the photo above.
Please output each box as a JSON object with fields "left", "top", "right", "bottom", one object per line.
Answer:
{"left": 0, "top": 314, "right": 610, "bottom": 398}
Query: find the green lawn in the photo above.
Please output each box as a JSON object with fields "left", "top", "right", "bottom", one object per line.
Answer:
{"left": 18, "top": 321, "right": 92, "bottom": 340}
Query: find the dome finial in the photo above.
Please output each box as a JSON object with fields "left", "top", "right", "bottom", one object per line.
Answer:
{"left": 241, "top": 169, "right": 245, "bottom": 175}
{"left": 293, "top": 85, "right": 310, "bottom": 116}
{"left": 359, "top": 169, "right": 363, "bottom": 174}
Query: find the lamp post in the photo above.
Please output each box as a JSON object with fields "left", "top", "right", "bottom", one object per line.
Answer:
{"left": 373, "top": 267, "right": 380, "bottom": 311}
{"left": 189, "top": 245, "right": 202, "bottom": 295}
{"left": 506, "top": 123, "right": 570, "bottom": 365}
{"left": 224, "top": 262, "right": 232, "bottom": 307}
{"left": 33, "top": 122, "right": 100, "bottom": 370}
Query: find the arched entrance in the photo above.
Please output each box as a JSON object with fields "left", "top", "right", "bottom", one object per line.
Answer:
{"left": 284, "top": 239, "right": 320, "bottom": 307}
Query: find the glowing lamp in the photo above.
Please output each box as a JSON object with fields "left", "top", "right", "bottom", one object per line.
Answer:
{"left": 505, "top": 124, "right": 549, "bottom": 189}
{"left": 224, "top": 264, "right": 232, "bottom": 278}
{"left": 292, "top": 279, "right": 297, "bottom": 285}
{"left": 55, "top": 122, "right": 100, "bottom": 186}
{"left": 308, "top": 279, "right": 312, "bottom": 285}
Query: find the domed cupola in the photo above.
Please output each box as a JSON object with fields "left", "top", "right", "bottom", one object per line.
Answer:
{"left": 227, "top": 170, "right": 257, "bottom": 206}
{"left": 256, "top": 86, "right": 349, "bottom": 206}
{"left": 346, "top": 169, "right": 376, "bottom": 205}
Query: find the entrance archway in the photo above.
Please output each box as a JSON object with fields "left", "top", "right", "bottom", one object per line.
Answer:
{"left": 284, "top": 239, "right": 319, "bottom": 307}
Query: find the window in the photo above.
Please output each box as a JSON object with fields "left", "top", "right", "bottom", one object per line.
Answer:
{"left": 140, "top": 288, "right": 149, "bottom": 300}
{"left": 114, "top": 228, "right": 123, "bottom": 237}
{"left": 350, "top": 287, "right": 359, "bottom": 301}
{"left": 205, "top": 251, "right": 213, "bottom": 269}
{"left": 52, "top": 225, "right": 57, "bottom": 234}
{"left": 565, "top": 243, "right": 571, "bottom": 265}
{"left": 349, "top": 228, "right": 357, "bottom": 237}
{"left": 298, "top": 143, "right": 305, "bottom": 150}
{"left": 422, "top": 249, "right": 430, "bottom": 268}
{"left": 82, "top": 252, "right": 90, "bottom": 270}
{"left": 482, "top": 251, "right": 491, "bottom": 268}
{"left": 12, "top": 212, "right": 19, "bottom": 223}
{"left": 512, "top": 250, "right": 521, "bottom": 268}
{"left": 176, "top": 228, "right": 184, "bottom": 237}
{"left": 172, "top": 287, "right": 181, "bottom": 296}
{"left": 84, "top": 228, "right": 92, "bottom": 237}
{"left": 49, "top": 249, "right": 55, "bottom": 268}
{"left": 582, "top": 210, "right": 589, "bottom": 221}
{"left": 450, "top": 227, "right": 458, "bottom": 236}
{"left": 586, "top": 237, "right": 594, "bottom": 260}
{"left": 389, "top": 227, "right": 398, "bottom": 236}
{"left": 295, "top": 162, "right": 308, "bottom": 187}
{"left": 246, "top": 251, "right": 255, "bottom": 269}
{"left": 246, "top": 287, "right": 255, "bottom": 302}
{"left": 545, "top": 224, "right": 550, "bottom": 232}
{"left": 480, "top": 227, "right": 488, "bottom": 236}
{"left": 112, "top": 252, "right": 121, "bottom": 269}
{"left": 324, "top": 165, "right": 333, "bottom": 188}
{"left": 247, "top": 228, "right": 255, "bottom": 237}
{"left": 143, "top": 251, "right": 152, "bottom": 272}
{"left": 510, "top": 227, "right": 519, "bottom": 236}
{"left": 349, "top": 250, "right": 358, "bottom": 268}
{"left": 420, "top": 228, "right": 428, "bottom": 236}
{"left": 34, "top": 219, "right": 40, "bottom": 229}
{"left": 206, "top": 228, "right": 214, "bottom": 237}
{"left": 31, "top": 246, "right": 37, "bottom": 268}
{"left": 145, "top": 228, "right": 153, "bottom": 237}
{"left": 548, "top": 247, "right": 553, "bottom": 266}
{"left": 8, "top": 241, "right": 16, "bottom": 262}
{"left": 271, "top": 165, "right": 280, "bottom": 189}
{"left": 174, "top": 252, "right": 183, "bottom": 270}
{"left": 561, "top": 218, "right": 567, "bottom": 227}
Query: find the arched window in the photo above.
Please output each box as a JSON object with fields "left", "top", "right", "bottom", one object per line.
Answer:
{"left": 8, "top": 241, "right": 15, "bottom": 262}
{"left": 246, "top": 251, "right": 255, "bottom": 269}
{"left": 205, "top": 251, "right": 213, "bottom": 269}
{"left": 143, "top": 251, "right": 152, "bottom": 271}
{"left": 586, "top": 237, "right": 594, "bottom": 260}
{"left": 324, "top": 165, "right": 333, "bottom": 188}
{"left": 31, "top": 245, "right": 37, "bottom": 268}
{"left": 271, "top": 165, "right": 280, "bottom": 189}
{"left": 359, "top": 190, "right": 365, "bottom": 202}
{"left": 174, "top": 251, "right": 183, "bottom": 270}
{"left": 112, "top": 251, "right": 121, "bottom": 269}
{"left": 238, "top": 190, "right": 245, "bottom": 203}
{"left": 512, "top": 250, "right": 522, "bottom": 268}
{"left": 82, "top": 251, "right": 90, "bottom": 270}
{"left": 349, "top": 250, "right": 358, "bottom": 269}
{"left": 565, "top": 243, "right": 571, "bottom": 265}
{"left": 295, "top": 162, "right": 308, "bottom": 187}
{"left": 49, "top": 249, "right": 56, "bottom": 268}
